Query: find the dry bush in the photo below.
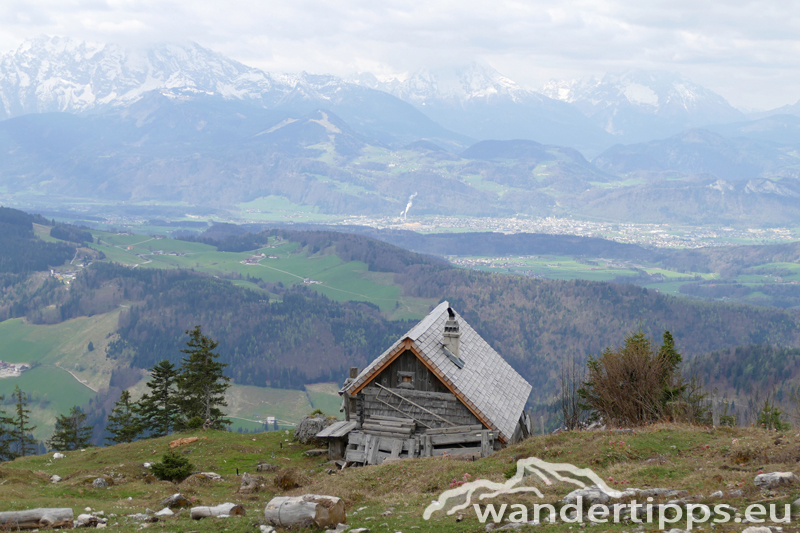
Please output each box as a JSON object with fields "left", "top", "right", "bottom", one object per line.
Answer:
{"left": 273, "top": 467, "right": 309, "bottom": 490}
{"left": 581, "top": 338, "right": 668, "bottom": 426}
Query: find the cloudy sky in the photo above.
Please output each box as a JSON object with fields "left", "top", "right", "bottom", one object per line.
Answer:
{"left": 0, "top": 0, "right": 798, "bottom": 109}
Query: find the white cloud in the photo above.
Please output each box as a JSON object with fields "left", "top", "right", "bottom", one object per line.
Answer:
{"left": 0, "top": 0, "right": 799, "bottom": 109}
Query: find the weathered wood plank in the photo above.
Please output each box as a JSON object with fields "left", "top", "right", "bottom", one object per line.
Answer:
{"left": 422, "top": 435, "right": 432, "bottom": 457}
{"left": 348, "top": 432, "right": 367, "bottom": 445}
{"left": 362, "top": 419, "right": 413, "bottom": 429}
{"left": 425, "top": 425, "right": 484, "bottom": 435}
{"left": 0, "top": 508, "right": 73, "bottom": 530}
{"left": 363, "top": 431, "right": 413, "bottom": 441}
{"left": 366, "top": 435, "right": 381, "bottom": 465}
{"left": 346, "top": 450, "right": 366, "bottom": 462}
{"left": 376, "top": 437, "right": 405, "bottom": 453}
{"left": 390, "top": 440, "right": 403, "bottom": 458}
{"left": 368, "top": 414, "right": 415, "bottom": 424}
{"left": 480, "top": 430, "right": 492, "bottom": 457}
{"left": 432, "top": 446, "right": 482, "bottom": 457}
{"left": 429, "top": 432, "right": 483, "bottom": 446}
{"left": 406, "top": 437, "right": 418, "bottom": 457}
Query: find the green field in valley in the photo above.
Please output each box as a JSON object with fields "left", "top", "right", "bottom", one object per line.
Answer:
{"left": 90, "top": 230, "right": 435, "bottom": 319}
{"left": 450, "top": 254, "right": 715, "bottom": 284}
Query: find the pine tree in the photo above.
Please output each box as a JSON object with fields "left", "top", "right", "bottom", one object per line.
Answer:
{"left": 136, "top": 360, "right": 180, "bottom": 437}
{"left": 176, "top": 325, "right": 231, "bottom": 430}
{"left": 47, "top": 406, "right": 93, "bottom": 451}
{"left": 106, "top": 390, "right": 141, "bottom": 444}
{"left": 658, "top": 330, "right": 686, "bottom": 404}
{"left": 0, "top": 395, "right": 14, "bottom": 461}
{"left": 10, "top": 386, "right": 36, "bottom": 457}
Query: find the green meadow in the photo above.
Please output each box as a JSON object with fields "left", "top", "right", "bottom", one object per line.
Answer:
{"left": 90, "top": 231, "right": 434, "bottom": 317}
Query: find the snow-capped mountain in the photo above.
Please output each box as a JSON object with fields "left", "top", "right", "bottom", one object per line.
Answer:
{"left": 0, "top": 36, "right": 468, "bottom": 147}
{"left": 0, "top": 35, "right": 283, "bottom": 118}
{"left": 349, "top": 63, "right": 612, "bottom": 154}
{"left": 541, "top": 70, "right": 746, "bottom": 143}
{"left": 348, "top": 62, "right": 534, "bottom": 107}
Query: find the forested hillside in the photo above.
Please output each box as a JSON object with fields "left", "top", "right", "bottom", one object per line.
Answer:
{"left": 0, "top": 207, "right": 74, "bottom": 274}
{"left": 25, "top": 228, "right": 796, "bottom": 404}
{"left": 5, "top": 216, "right": 800, "bottom": 407}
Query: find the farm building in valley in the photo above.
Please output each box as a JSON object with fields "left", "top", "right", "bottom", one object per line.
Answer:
{"left": 318, "top": 301, "right": 532, "bottom": 465}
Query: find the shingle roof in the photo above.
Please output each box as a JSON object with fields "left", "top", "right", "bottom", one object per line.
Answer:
{"left": 345, "top": 301, "right": 532, "bottom": 442}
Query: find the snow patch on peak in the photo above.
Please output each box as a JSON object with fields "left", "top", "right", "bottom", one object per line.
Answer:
{"left": 348, "top": 61, "right": 539, "bottom": 107}
{"left": 623, "top": 83, "right": 658, "bottom": 107}
{"left": 540, "top": 69, "right": 745, "bottom": 140}
{"left": 0, "top": 36, "right": 371, "bottom": 120}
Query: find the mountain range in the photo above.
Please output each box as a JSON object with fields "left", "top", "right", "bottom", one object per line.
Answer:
{"left": 541, "top": 70, "right": 746, "bottom": 143}
{"left": 0, "top": 36, "right": 768, "bottom": 152}
{"left": 0, "top": 35, "right": 468, "bottom": 149}
{"left": 2, "top": 36, "right": 800, "bottom": 226}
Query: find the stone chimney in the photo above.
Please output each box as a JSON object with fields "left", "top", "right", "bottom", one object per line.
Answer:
{"left": 443, "top": 307, "right": 461, "bottom": 358}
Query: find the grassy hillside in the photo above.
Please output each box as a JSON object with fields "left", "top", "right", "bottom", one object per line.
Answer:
{"left": 0, "top": 310, "right": 343, "bottom": 440}
{"left": 91, "top": 231, "right": 433, "bottom": 318}
{"left": 0, "top": 424, "right": 797, "bottom": 531}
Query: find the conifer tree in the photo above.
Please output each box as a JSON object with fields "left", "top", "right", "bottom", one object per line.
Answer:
{"left": 10, "top": 385, "right": 36, "bottom": 457}
{"left": 47, "top": 406, "right": 93, "bottom": 451}
{"left": 136, "top": 360, "right": 180, "bottom": 437}
{"left": 658, "top": 330, "right": 686, "bottom": 403}
{"left": 106, "top": 390, "right": 141, "bottom": 444}
{"left": 176, "top": 325, "right": 231, "bottom": 430}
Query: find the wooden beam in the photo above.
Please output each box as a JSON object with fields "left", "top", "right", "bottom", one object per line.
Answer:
{"left": 425, "top": 424, "right": 484, "bottom": 435}
{"left": 372, "top": 395, "right": 432, "bottom": 429}
{"left": 374, "top": 383, "right": 458, "bottom": 427}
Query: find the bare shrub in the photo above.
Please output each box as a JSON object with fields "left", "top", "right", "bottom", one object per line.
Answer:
{"left": 579, "top": 331, "right": 669, "bottom": 426}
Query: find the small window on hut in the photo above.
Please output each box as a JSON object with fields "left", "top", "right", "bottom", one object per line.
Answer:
{"left": 397, "top": 371, "right": 414, "bottom": 389}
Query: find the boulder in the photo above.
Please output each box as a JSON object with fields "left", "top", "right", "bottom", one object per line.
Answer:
{"left": 161, "top": 493, "right": 192, "bottom": 509}
{"left": 92, "top": 478, "right": 108, "bottom": 489}
{"left": 76, "top": 513, "right": 100, "bottom": 527}
{"left": 561, "top": 486, "right": 616, "bottom": 505}
{"left": 294, "top": 415, "right": 333, "bottom": 445}
{"left": 636, "top": 488, "right": 687, "bottom": 498}
{"left": 50, "top": 475, "right": 61, "bottom": 484}
{"left": 154, "top": 508, "right": 174, "bottom": 517}
{"left": 753, "top": 472, "right": 798, "bottom": 489}
{"left": 257, "top": 463, "right": 280, "bottom": 472}
{"left": 199, "top": 471, "right": 222, "bottom": 481}
{"left": 239, "top": 472, "right": 259, "bottom": 494}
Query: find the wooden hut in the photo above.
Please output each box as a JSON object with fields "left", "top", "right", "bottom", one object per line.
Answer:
{"left": 330, "top": 301, "right": 532, "bottom": 465}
